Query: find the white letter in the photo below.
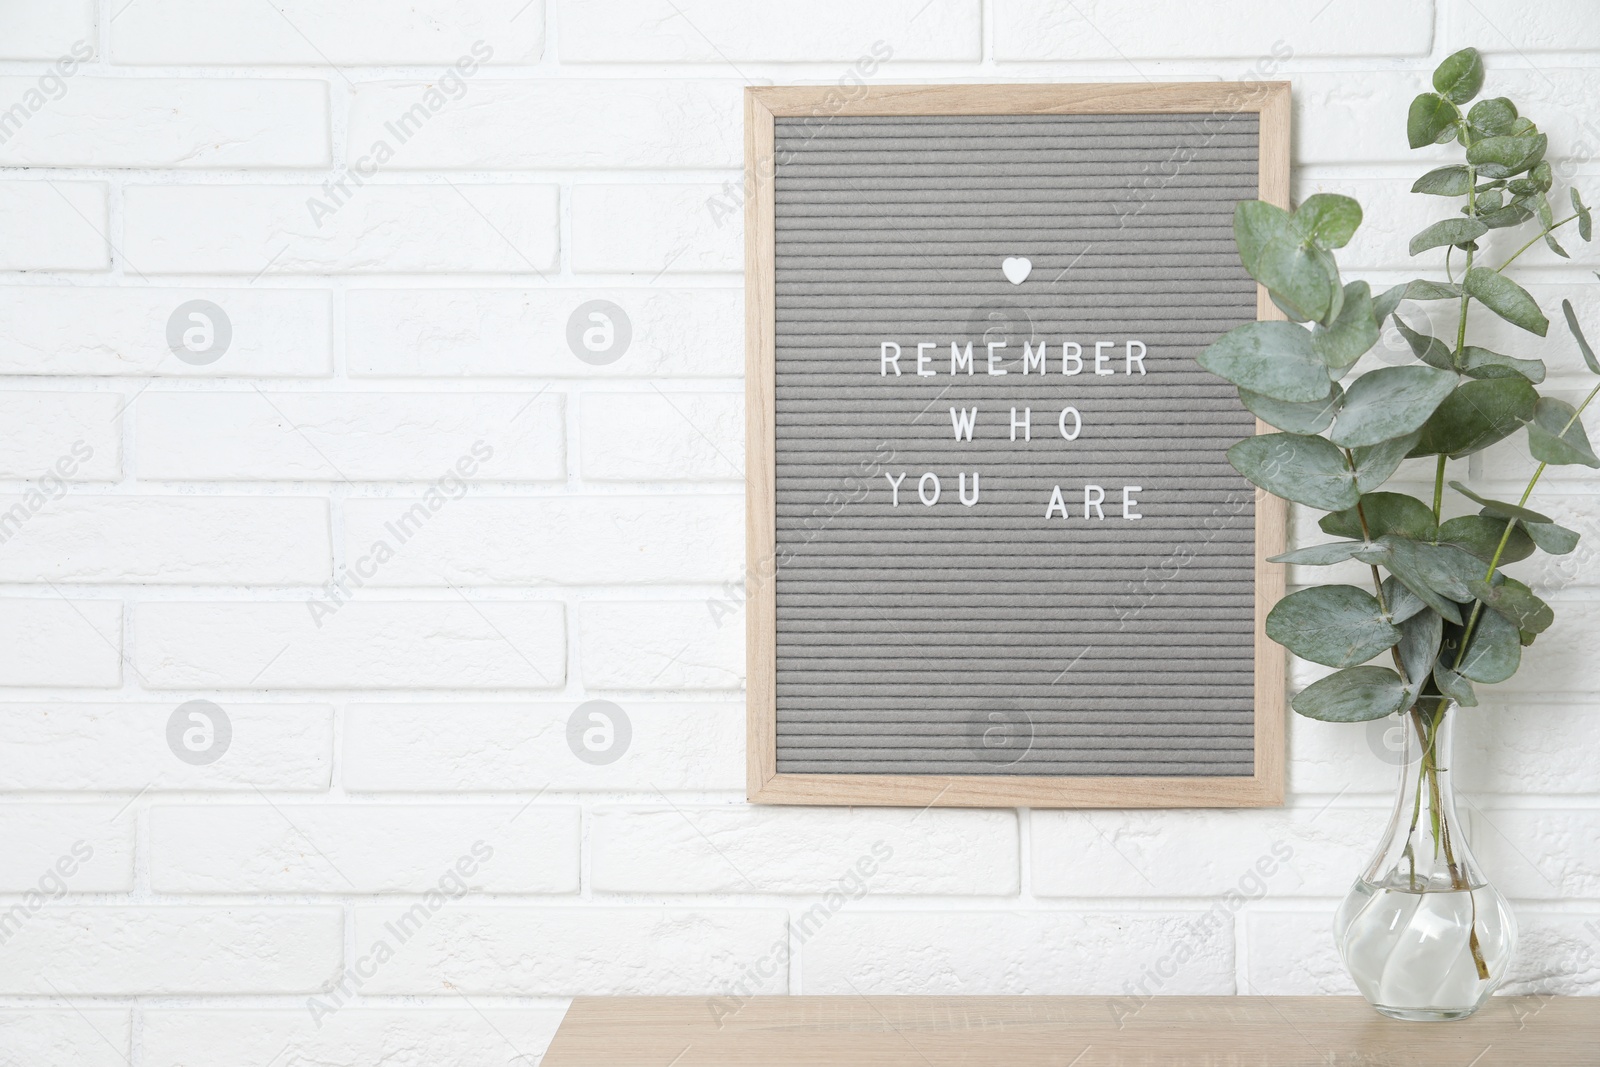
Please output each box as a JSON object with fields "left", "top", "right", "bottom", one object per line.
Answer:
{"left": 1062, "top": 341, "right": 1083, "bottom": 375}
{"left": 1045, "top": 485, "right": 1069, "bottom": 521}
{"left": 1094, "top": 341, "right": 1115, "bottom": 376}
{"left": 917, "top": 342, "right": 936, "bottom": 377}
{"left": 1009, "top": 407, "right": 1031, "bottom": 442}
{"left": 949, "top": 406, "right": 978, "bottom": 442}
{"left": 1058, "top": 406, "right": 1081, "bottom": 441}
{"left": 880, "top": 341, "right": 901, "bottom": 375}
{"left": 1084, "top": 484, "right": 1106, "bottom": 519}
{"left": 884, "top": 471, "right": 906, "bottom": 506}
{"left": 950, "top": 342, "right": 974, "bottom": 375}
{"left": 918, "top": 473, "right": 941, "bottom": 506}
{"left": 1123, "top": 485, "right": 1143, "bottom": 519}
{"left": 959, "top": 472, "right": 980, "bottom": 507}
{"left": 1126, "top": 340, "right": 1147, "bottom": 375}
{"left": 1022, "top": 341, "right": 1047, "bottom": 374}
{"left": 987, "top": 341, "right": 1008, "bottom": 375}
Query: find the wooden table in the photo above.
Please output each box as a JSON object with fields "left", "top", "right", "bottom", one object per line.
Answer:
{"left": 540, "top": 995, "right": 1597, "bottom": 1066}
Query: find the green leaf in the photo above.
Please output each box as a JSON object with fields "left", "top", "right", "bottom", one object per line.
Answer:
{"left": 1573, "top": 188, "right": 1593, "bottom": 242}
{"left": 1234, "top": 201, "right": 1340, "bottom": 323}
{"left": 1437, "top": 515, "right": 1536, "bottom": 564}
{"left": 1561, "top": 299, "right": 1600, "bottom": 375}
{"left": 1240, "top": 382, "right": 1345, "bottom": 434}
{"left": 1269, "top": 541, "right": 1369, "bottom": 566}
{"left": 1199, "top": 322, "right": 1332, "bottom": 403}
{"left": 1524, "top": 518, "right": 1580, "bottom": 555}
{"left": 1398, "top": 610, "right": 1443, "bottom": 687}
{"left": 1508, "top": 161, "right": 1553, "bottom": 197}
{"left": 1383, "top": 576, "right": 1428, "bottom": 624}
{"left": 1312, "top": 282, "right": 1379, "bottom": 371}
{"left": 1234, "top": 200, "right": 1290, "bottom": 274}
{"left": 1355, "top": 537, "right": 1464, "bottom": 625}
{"left": 1433, "top": 662, "right": 1479, "bottom": 707}
{"left": 1527, "top": 396, "right": 1600, "bottom": 468}
{"left": 1448, "top": 480, "right": 1553, "bottom": 523}
{"left": 1330, "top": 365, "right": 1457, "bottom": 448}
{"left": 1408, "top": 93, "right": 1460, "bottom": 150}
{"left": 1468, "top": 576, "right": 1554, "bottom": 634}
{"left": 1268, "top": 585, "right": 1403, "bottom": 668}
{"left": 1452, "top": 608, "right": 1521, "bottom": 684}
{"left": 1321, "top": 492, "right": 1438, "bottom": 542}
{"left": 1467, "top": 133, "right": 1548, "bottom": 179}
{"left": 1296, "top": 194, "right": 1363, "bottom": 250}
{"left": 1464, "top": 267, "right": 1548, "bottom": 336}
{"left": 1293, "top": 666, "right": 1413, "bottom": 722}
{"left": 1412, "top": 165, "right": 1472, "bottom": 197}
{"left": 1352, "top": 431, "right": 1422, "bottom": 492}
{"left": 1412, "top": 378, "right": 1539, "bottom": 458}
{"left": 1433, "top": 48, "right": 1484, "bottom": 104}
{"left": 1458, "top": 346, "right": 1545, "bottom": 384}
{"left": 1228, "top": 433, "right": 1360, "bottom": 511}
{"left": 1410, "top": 217, "right": 1488, "bottom": 256}
{"left": 1379, "top": 535, "right": 1485, "bottom": 601}
{"left": 1373, "top": 284, "right": 1407, "bottom": 323}
{"left": 1391, "top": 313, "right": 1454, "bottom": 370}
{"left": 1467, "top": 96, "right": 1517, "bottom": 137}
{"left": 1404, "top": 279, "right": 1463, "bottom": 301}
{"left": 1477, "top": 201, "right": 1536, "bottom": 230}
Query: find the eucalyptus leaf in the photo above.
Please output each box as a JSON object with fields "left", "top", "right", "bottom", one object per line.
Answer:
{"left": 1408, "top": 92, "right": 1459, "bottom": 150}
{"left": 1330, "top": 365, "right": 1457, "bottom": 448}
{"left": 1383, "top": 576, "right": 1428, "bottom": 624}
{"left": 1233, "top": 201, "right": 1339, "bottom": 323}
{"left": 1433, "top": 48, "right": 1484, "bottom": 104}
{"left": 1561, "top": 299, "right": 1600, "bottom": 375}
{"left": 1412, "top": 165, "right": 1472, "bottom": 197}
{"left": 1448, "top": 481, "right": 1552, "bottom": 523}
{"left": 1398, "top": 610, "right": 1444, "bottom": 687}
{"left": 1198, "top": 322, "right": 1332, "bottom": 403}
{"left": 1353, "top": 431, "right": 1423, "bottom": 492}
{"left": 1379, "top": 534, "right": 1485, "bottom": 601}
{"left": 1411, "top": 378, "right": 1539, "bottom": 458}
{"left": 1458, "top": 346, "right": 1545, "bottom": 384}
{"left": 1293, "top": 666, "right": 1414, "bottom": 722}
{"left": 1573, "top": 188, "right": 1593, "bottom": 242}
{"left": 1404, "top": 279, "right": 1464, "bottom": 301}
{"left": 1453, "top": 608, "right": 1522, "bottom": 684}
{"left": 1468, "top": 576, "right": 1554, "bottom": 634}
{"left": 1476, "top": 201, "right": 1536, "bottom": 230}
{"left": 1373, "top": 284, "right": 1407, "bottom": 323}
{"left": 1410, "top": 218, "right": 1488, "bottom": 255}
{"left": 1356, "top": 538, "right": 1463, "bottom": 625}
{"left": 1432, "top": 662, "right": 1479, "bottom": 707}
{"left": 1296, "top": 194, "right": 1363, "bottom": 250}
{"left": 1464, "top": 267, "right": 1548, "bottom": 336}
{"left": 1320, "top": 492, "right": 1438, "bottom": 542}
{"left": 1527, "top": 396, "right": 1600, "bottom": 468}
{"left": 1228, "top": 433, "right": 1359, "bottom": 511}
{"left": 1508, "top": 161, "right": 1552, "bottom": 197}
{"left": 1269, "top": 541, "right": 1370, "bottom": 566}
{"left": 1240, "top": 382, "right": 1345, "bottom": 434}
{"left": 1524, "top": 518, "right": 1580, "bottom": 555}
{"left": 1467, "top": 133, "right": 1548, "bottom": 179}
{"left": 1467, "top": 96, "right": 1516, "bottom": 137}
{"left": 1391, "top": 313, "right": 1455, "bottom": 370}
{"left": 1267, "top": 585, "right": 1403, "bottom": 668}
{"left": 1234, "top": 200, "right": 1292, "bottom": 275}
{"left": 1437, "top": 515, "right": 1536, "bottom": 564}
{"left": 1312, "top": 282, "right": 1379, "bottom": 371}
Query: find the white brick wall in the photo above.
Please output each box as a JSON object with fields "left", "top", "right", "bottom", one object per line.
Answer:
{"left": 1, "top": 2, "right": 1596, "bottom": 1062}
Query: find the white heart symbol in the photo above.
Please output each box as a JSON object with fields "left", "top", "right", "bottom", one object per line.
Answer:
{"left": 1002, "top": 256, "right": 1032, "bottom": 285}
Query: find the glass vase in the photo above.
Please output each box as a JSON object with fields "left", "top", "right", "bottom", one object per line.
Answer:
{"left": 1333, "top": 701, "right": 1516, "bottom": 1020}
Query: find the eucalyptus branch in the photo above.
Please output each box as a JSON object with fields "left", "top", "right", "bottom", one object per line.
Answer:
{"left": 1495, "top": 212, "right": 1580, "bottom": 273}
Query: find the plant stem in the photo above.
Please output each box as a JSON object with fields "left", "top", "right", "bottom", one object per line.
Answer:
{"left": 1433, "top": 455, "right": 1447, "bottom": 527}
{"left": 1494, "top": 213, "right": 1580, "bottom": 273}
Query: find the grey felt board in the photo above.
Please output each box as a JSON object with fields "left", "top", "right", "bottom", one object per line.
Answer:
{"left": 771, "top": 112, "right": 1261, "bottom": 777}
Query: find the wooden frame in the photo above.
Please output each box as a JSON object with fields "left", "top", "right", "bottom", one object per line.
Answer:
{"left": 745, "top": 82, "right": 1290, "bottom": 808}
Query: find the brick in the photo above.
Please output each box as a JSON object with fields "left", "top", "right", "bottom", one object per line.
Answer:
{"left": 137, "top": 392, "right": 563, "bottom": 481}
{"left": 1474, "top": 807, "right": 1600, "bottom": 901}
{"left": 1031, "top": 807, "right": 1383, "bottom": 898}
{"left": 0, "top": 287, "right": 332, "bottom": 377}
{"left": 341, "top": 701, "right": 743, "bottom": 793}
{"left": 0, "top": 907, "right": 341, "bottom": 994}
{"left": 581, "top": 391, "right": 743, "bottom": 481}
{"left": 592, "top": 807, "right": 1018, "bottom": 894}
{"left": 342, "top": 495, "right": 740, "bottom": 586}
{"left": 0, "top": 598, "right": 120, "bottom": 687}
{"left": 0, "top": 182, "right": 107, "bottom": 271}
{"left": 124, "top": 185, "right": 559, "bottom": 275}
{"left": 994, "top": 0, "right": 1432, "bottom": 60}
{"left": 0, "top": 703, "right": 332, "bottom": 792}
{"left": 351, "top": 906, "right": 787, "bottom": 994}
{"left": 0, "top": 393, "right": 120, "bottom": 479}
{"left": 346, "top": 287, "right": 741, "bottom": 378}
{"left": 0, "top": 496, "right": 330, "bottom": 584}
{"left": 572, "top": 185, "right": 740, "bottom": 273}
{"left": 1245, "top": 908, "right": 1600, "bottom": 996}
{"left": 141, "top": 1009, "right": 567, "bottom": 1067}
{"left": 558, "top": 0, "right": 973, "bottom": 62}
{"left": 0, "top": 4, "right": 93, "bottom": 61}
{"left": 0, "top": 805, "right": 133, "bottom": 892}
{"left": 113, "top": 0, "right": 543, "bottom": 65}
{"left": 150, "top": 804, "right": 579, "bottom": 893}
{"left": 579, "top": 601, "right": 742, "bottom": 690}
{"left": 1455, "top": 0, "right": 1600, "bottom": 53}
{"left": 135, "top": 601, "right": 565, "bottom": 690}
{"left": 800, "top": 910, "right": 1234, "bottom": 994}
{"left": 0, "top": 79, "right": 329, "bottom": 168}
{"left": 0, "top": 1011, "right": 129, "bottom": 1067}
{"left": 348, "top": 80, "right": 740, "bottom": 169}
